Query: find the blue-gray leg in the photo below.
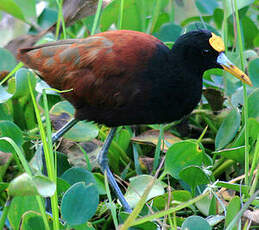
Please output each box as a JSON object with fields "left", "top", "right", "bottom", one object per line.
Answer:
{"left": 98, "top": 127, "right": 132, "bottom": 213}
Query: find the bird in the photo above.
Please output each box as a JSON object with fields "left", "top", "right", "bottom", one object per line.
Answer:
{"left": 17, "top": 29, "right": 252, "bottom": 213}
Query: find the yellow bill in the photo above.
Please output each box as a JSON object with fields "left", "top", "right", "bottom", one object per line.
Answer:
{"left": 216, "top": 52, "right": 252, "bottom": 86}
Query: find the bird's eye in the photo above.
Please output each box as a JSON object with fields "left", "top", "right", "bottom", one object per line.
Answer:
{"left": 202, "top": 49, "right": 210, "bottom": 55}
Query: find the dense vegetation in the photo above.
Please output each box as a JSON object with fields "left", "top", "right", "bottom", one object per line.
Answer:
{"left": 0, "top": 0, "right": 258, "bottom": 229}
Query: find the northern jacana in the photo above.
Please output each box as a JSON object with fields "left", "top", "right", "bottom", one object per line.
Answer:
{"left": 17, "top": 30, "right": 252, "bottom": 212}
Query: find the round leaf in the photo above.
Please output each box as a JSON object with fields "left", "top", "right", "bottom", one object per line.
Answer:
{"left": 61, "top": 167, "right": 96, "bottom": 187}
{"left": 165, "top": 140, "right": 203, "bottom": 179}
{"left": 8, "top": 173, "right": 56, "bottom": 197}
{"left": 33, "top": 175, "right": 56, "bottom": 197}
{"left": 61, "top": 182, "right": 99, "bottom": 225}
{"left": 181, "top": 216, "right": 211, "bottom": 230}
{"left": 124, "top": 175, "right": 164, "bottom": 208}
{"left": 154, "top": 23, "right": 182, "bottom": 42}
{"left": 8, "top": 173, "right": 38, "bottom": 197}
{"left": 179, "top": 166, "right": 210, "bottom": 188}
{"left": 8, "top": 196, "right": 40, "bottom": 230}
{"left": 195, "top": 0, "right": 219, "bottom": 15}
{"left": 11, "top": 68, "right": 36, "bottom": 99}
{"left": 20, "top": 211, "right": 49, "bottom": 230}
{"left": 50, "top": 101, "right": 99, "bottom": 142}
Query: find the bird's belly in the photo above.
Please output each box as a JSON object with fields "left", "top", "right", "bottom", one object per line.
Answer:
{"left": 74, "top": 91, "right": 201, "bottom": 127}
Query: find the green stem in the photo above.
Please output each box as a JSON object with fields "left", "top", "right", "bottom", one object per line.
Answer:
{"left": 55, "top": 0, "right": 66, "bottom": 39}
{"left": 119, "top": 0, "right": 124, "bottom": 29}
{"left": 42, "top": 91, "right": 59, "bottom": 230}
{"left": 131, "top": 191, "right": 210, "bottom": 226}
{"left": 28, "top": 79, "right": 57, "bottom": 230}
{"left": 250, "top": 169, "right": 259, "bottom": 196}
{"left": 36, "top": 196, "right": 51, "bottom": 230}
{"left": 91, "top": 0, "right": 103, "bottom": 35}
{"left": 104, "top": 171, "right": 119, "bottom": 229}
{"left": 249, "top": 133, "right": 259, "bottom": 183}
{"left": 152, "top": 124, "right": 164, "bottom": 174}
{"left": 0, "top": 198, "right": 11, "bottom": 229}
{"left": 169, "top": 0, "right": 174, "bottom": 23}
{"left": 212, "top": 159, "right": 234, "bottom": 178}
{"left": 0, "top": 62, "right": 24, "bottom": 86}
{"left": 146, "top": 0, "right": 162, "bottom": 34}
{"left": 233, "top": 0, "right": 249, "bottom": 186}
{"left": 201, "top": 114, "right": 217, "bottom": 134}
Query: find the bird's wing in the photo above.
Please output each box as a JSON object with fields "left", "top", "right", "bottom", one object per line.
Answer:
{"left": 17, "top": 31, "right": 165, "bottom": 108}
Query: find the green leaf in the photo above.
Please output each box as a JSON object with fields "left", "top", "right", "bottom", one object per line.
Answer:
{"left": 179, "top": 166, "right": 210, "bottom": 188}
{"left": 50, "top": 101, "right": 75, "bottom": 115}
{"left": 57, "top": 153, "right": 71, "bottom": 177}
{"left": 37, "top": 8, "right": 57, "bottom": 29}
{"left": 225, "top": 196, "right": 241, "bottom": 230}
{"left": 119, "top": 212, "right": 157, "bottom": 229}
{"left": 225, "top": 0, "right": 254, "bottom": 17}
{"left": 153, "top": 190, "right": 192, "bottom": 210}
{"left": 0, "top": 0, "right": 25, "bottom": 21}
{"left": 232, "top": 118, "right": 259, "bottom": 147}
{"left": 14, "top": 0, "right": 36, "bottom": 21}
{"left": 72, "top": 222, "right": 96, "bottom": 230}
{"left": 57, "top": 177, "right": 70, "bottom": 197}
{"left": 214, "top": 146, "right": 245, "bottom": 162}
{"left": 19, "top": 211, "right": 51, "bottom": 230}
{"left": 116, "top": 129, "right": 131, "bottom": 152}
{"left": 0, "top": 120, "right": 23, "bottom": 153}
{"left": 100, "top": 0, "right": 169, "bottom": 31}
{"left": 185, "top": 22, "right": 220, "bottom": 36}
{"left": 165, "top": 140, "right": 203, "bottom": 179}
{"left": 124, "top": 175, "right": 164, "bottom": 208}
{"left": 195, "top": 195, "right": 214, "bottom": 216}
{"left": 215, "top": 109, "right": 240, "bottom": 150}
{"left": 248, "top": 58, "right": 259, "bottom": 88}
{"left": 181, "top": 216, "right": 211, "bottom": 230}
{"left": 0, "top": 48, "right": 17, "bottom": 71}
{"left": 208, "top": 196, "right": 217, "bottom": 215}
{"left": 61, "top": 167, "right": 96, "bottom": 187}
{"left": 61, "top": 182, "right": 99, "bottom": 225}
{"left": 241, "top": 16, "right": 259, "bottom": 49}
{"left": 93, "top": 173, "right": 106, "bottom": 195}
{"left": 213, "top": 8, "right": 224, "bottom": 29}
{"left": 10, "top": 68, "right": 36, "bottom": 99}
{"left": 50, "top": 101, "right": 99, "bottom": 142}
{"left": 216, "top": 181, "right": 248, "bottom": 194}
{"left": 8, "top": 173, "right": 56, "bottom": 197}
{"left": 246, "top": 89, "right": 259, "bottom": 121}
{"left": 0, "top": 104, "right": 12, "bottom": 120}
{"left": 195, "top": 0, "right": 219, "bottom": 15}
{"left": 0, "top": 86, "right": 13, "bottom": 103}
{"left": 8, "top": 196, "right": 40, "bottom": 230}
{"left": 0, "top": 182, "right": 9, "bottom": 193}
{"left": 154, "top": 23, "right": 182, "bottom": 42}
{"left": 32, "top": 175, "right": 56, "bottom": 197}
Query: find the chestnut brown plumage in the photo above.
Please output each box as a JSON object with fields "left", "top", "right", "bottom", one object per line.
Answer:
{"left": 17, "top": 30, "right": 252, "bottom": 212}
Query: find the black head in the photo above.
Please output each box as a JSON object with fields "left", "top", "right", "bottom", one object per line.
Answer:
{"left": 170, "top": 30, "right": 221, "bottom": 74}
{"left": 170, "top": 30, "right": 252, "bottom": 86}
